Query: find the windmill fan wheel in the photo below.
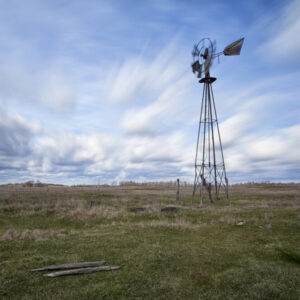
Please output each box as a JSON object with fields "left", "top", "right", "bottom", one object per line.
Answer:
{"left": 191, "top": 38, "right": 215, "bottom": 78}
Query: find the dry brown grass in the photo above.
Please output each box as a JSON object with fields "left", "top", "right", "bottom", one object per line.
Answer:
{"left": 1, "top": 228, "right": 72, "bottom": 241}
{"left": 137, "top": 218, "right": 202, "bottom": 230}
{"left": 65, "top": 205, "right": 128, "bottom": 220}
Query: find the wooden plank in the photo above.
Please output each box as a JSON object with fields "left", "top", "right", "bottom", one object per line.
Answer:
{"left": 31, "top": 261, "right": 106, "bottom": 272}
{"left": 43, "top": 266, "right": 120, "bottom": 277}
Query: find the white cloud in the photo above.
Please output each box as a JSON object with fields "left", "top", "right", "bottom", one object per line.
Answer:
{"left": 0, "top": 101, "right": 298, "bottom": 184}
{"left": 225, "top": 123, "right": 300, "bottom": 178}
{"left": 33, "top": 131, "right": 114, "bottom": 170}
{"left": 219, "top": 112, "right": 254, "bottom": 148}
{"left": 25, "top": 126, "right": 193, "bottom": 183}
{"left": 121, "top": 75, "right": 190, "bottom": 135}
{"left": 0, "top": 109, "right": 40, "bottom": 157}
{"left": 261, "top": 0, "right": 300, "bottom": 62}
{"left": 106, "top": 38, "right": 186, "bottom": 103}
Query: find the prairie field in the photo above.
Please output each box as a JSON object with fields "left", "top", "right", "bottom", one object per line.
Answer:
{"left": 0, "top": 183, "right": 300, "bottom": 299}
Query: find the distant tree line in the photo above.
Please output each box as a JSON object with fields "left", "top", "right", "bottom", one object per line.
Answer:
{"left": 119, "top": 180, "right": 191, "bottom": 187}
{"left": 23, "top": 181, "right": 63, "bottom": 187}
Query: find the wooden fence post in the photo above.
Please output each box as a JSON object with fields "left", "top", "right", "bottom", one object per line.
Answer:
{"left": 176, "top": 178, "right": 180, "bottom": 202}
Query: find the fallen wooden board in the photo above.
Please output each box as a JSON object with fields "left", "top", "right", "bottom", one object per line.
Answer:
{"left": 43, "top": 266, "right": 120, "bottom": 277}
{"left": 31, "top": 261, "right": 106, "bottom": 272}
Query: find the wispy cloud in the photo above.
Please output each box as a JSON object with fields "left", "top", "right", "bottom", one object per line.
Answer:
{"left": 259, "top": 0, "right": 300, "bottom": 62}
{"left": 121, "top": 76, "right": 190, "bottom": 135}
{"left": 106, "top": 38, "right": 186, "bottom": 103}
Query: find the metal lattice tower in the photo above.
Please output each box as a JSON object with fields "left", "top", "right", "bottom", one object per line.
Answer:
{"left": 192, "top": 76, "right": 228, "bottom": 204}
{"left": 191, "top": 37, "right": 244, "bottom": 204}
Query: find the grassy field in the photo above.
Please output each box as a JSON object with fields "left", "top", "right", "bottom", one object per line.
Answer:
{"left": 0, "top": 183, "right": 299, "bottom": 299}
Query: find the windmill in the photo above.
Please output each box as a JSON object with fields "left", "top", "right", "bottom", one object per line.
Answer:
{"left": 191, "top": 37, "right": 244, "bottom": 204}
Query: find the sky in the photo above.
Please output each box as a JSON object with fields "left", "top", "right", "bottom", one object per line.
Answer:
{"left": 0, "top": 0, "right": 299, "bottom": 185}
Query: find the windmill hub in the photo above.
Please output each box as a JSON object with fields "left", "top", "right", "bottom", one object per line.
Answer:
{"left": 191, "top": 37, "right": 244, "bottom": 204}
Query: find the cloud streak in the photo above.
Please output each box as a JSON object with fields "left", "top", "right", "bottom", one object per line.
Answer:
{"left": 260, "top": 0, "right": 300, "bottom": 63}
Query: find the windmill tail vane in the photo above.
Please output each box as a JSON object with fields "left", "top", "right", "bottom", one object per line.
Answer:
{"left": 191, "top": 37, "right": 244, "bottom": 204}
{"left": 223, "top": 38, "right": 244, "bottom": 56}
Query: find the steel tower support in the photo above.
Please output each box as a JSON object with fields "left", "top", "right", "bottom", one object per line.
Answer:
{"left": 192, "top": 76, "right": 229, "bottom": 205}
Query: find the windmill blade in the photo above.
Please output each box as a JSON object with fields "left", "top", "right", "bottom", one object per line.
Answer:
{"left": 197, "top": 63, "right": 202, "bottom": 78}
{"left": 223, "top": 38, "right": 244, "bottom": 56}
{"left": 211, "top": 40, "right": 217, "bottom": 57}
{"left": 191, "top": 60, "right": 201, "bottom": 73}
{"left": 210, "top": 40, "right": 216, "bottom": 66}
{"left": 192, "top": 44, "right": 200, "bottom": 57}
{"left": 191, "top": 60, "right": 203, "bottom": 78}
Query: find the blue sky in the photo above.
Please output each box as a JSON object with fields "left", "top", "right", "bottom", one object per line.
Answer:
{"left": 0, "top": 0, "right": 299, "bottom": 184}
